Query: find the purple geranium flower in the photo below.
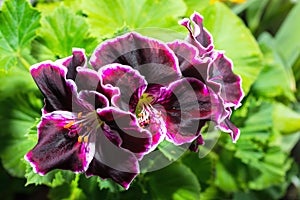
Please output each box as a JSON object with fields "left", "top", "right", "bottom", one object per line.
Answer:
{"left": 26, "top": 11, "right": 244, "bottom": 189}
{"left": 90, "top": 32, "right": 224, "bottom": 149}
{"left": 25, "top": 49, "right": 152, "bottom": 189}
{"left": 172, "top": 12, "right": 244, "bottom": 149}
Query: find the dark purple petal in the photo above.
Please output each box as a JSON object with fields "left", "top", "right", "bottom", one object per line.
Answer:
{"left": 86, "top": 132, "right": 138, "bottom": 189}
{"left": 167, "top": 40, "right": 210, "bottom": 83}
{"left": 97, "top": 107, "right": 152, "bottom": 155}
{"left": 189, "top": 133, "right": 205, "bottom": 152}
{"left": 75, "top": 67, "right": 118, "bottom": 100}
{"left": 78, "top": 90, "right": 109, "bottom": 110}
{"left": 208, "top": 52, "right": 244, "bottom": 108}
{"left": 218, "top": 117, "right": 240, "bottom": 143}
{"left": 99, "top": 64, "right": 147, "bottom": 111}
{"left": 25, "top": 111, "right": 94, "bottom": 174}
{"left": 156, "top": 78, "right": 219, "bottom": 145}
{"left": 57, "top": 48, "right": 87, "bottom": 80}
{"left": 180, "top": 12, "right": 214, "bottom": 56}
{"left": 90, "top": 32, "right": 181, "bottom": 86}
{"left": 30, "top": 61, "right": 84, "bottom": 113}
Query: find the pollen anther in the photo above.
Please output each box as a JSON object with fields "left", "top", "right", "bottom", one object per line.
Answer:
{"left": 64, "top": 121, "right": 75, "bottom": 129}
{"left": 78, "top": 135, "right": 83, "bottom": 143}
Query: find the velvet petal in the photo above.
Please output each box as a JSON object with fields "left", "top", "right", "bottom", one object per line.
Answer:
{"left": 99, "top": 64, "right": 147, "bottom": 111}
{"left": 25, "top": 111, "right": 95, "bottom": 175}
{"left": 30, "top": 61, "right": 84, "bottom": 113}
{"left": 90, "top": 32, "right": 181, "bottom": 86}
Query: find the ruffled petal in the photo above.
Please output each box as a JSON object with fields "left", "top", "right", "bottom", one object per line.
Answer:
{"left": 180, "top": 12, "right": 214, "bottom": 56}
{"left": 78, "top": 90, "right": 109, "bottom": 110}
{"left": 156, "top": 78, "right": 219, "bottom": 145}
{"left": 30, "top": 61, "right": 83, "bottom": 113}
{"left": 90, "top": 32, "right": 181, "bottom": 85}
{"left": 85, "top": 132, "right": 138, "bottom": 189}
{"left": 99, "top": 64, "right": 147, "bottom": 112}
{"left": 97, "top": 107, "right": 152, "bottom": 156}
{"left": 57, "top": 48, "right": 87, "bottom": 80}
{"left": 25, "top": 111, "right": 94, "bottom": 174}
{"left": 75, "top": 67, "right": 118, "bottom": 100}
{"left": 208, "top": 52, "right": 244, "bottom": 108}
{"left": 218, "top": 117, "right": 240, "bottom": 143}
{"left": 167, "top": 40, "right": 210, "bottom": 83}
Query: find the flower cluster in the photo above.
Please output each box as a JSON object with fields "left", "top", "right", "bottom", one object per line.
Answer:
{"left": 25, "top": 12, "right": 243, "bottom": 189}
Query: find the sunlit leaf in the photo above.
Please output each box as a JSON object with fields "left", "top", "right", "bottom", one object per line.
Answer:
{"left": 32, "top": 5, "right": 97, "bottom": 61}
{"left": 82, "top": 0, "right": 187, "bottom": 39}
{"left": 0, "top": 0, "right": 40, "bottom": 70}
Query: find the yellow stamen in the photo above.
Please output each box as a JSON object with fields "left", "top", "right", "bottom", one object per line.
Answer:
{"left": 84, "top": 136, "right": 89, "bottom": 143}
{"left": 78, "top": 135, "right": 83, "bottom": 143}
{"left": 64, "top": 121, "right": 75, "bottom": 129}
{"left": 78, "top": 112, "right": 83, "bottom": 119}
{"left": 138, "top": 113, "right": 143, "bottom": 117}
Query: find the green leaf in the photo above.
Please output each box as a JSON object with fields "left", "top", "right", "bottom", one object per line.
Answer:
{"left": 272, "top": 103, "right": 300, "bottom": 134}
{"left": 201, "top": 2, "right": 263, "bottom": 95}
{"left": 82, "top": 0, "right": 187, "bottom": 40}
{"left": 214, "top": 161, "right": 238, "bottom": 192}
{"left": 0, "top": 0, "right": 40, "bottom": 70}
{"left": 248, "top": 147, "right": 292, "bottom": 190}
{"left": 0, "top": 67, "right": 37, "bottom": 100}
{"left": 0, "top": 92, "right": 42, "bottom": 177}
{"left": 48, "top": 174, "right": 86, "bottom": 200}
{"left": 252, "top": 32, "right": 296, "bottom": 101}
{"left": 245, "top": 0, "right": 269, "bottom": 33}
{"left": 157, "top": 140, "right": 186, "bottom": 161}
{"left": 183, "top": 0, "right": 210, "bottom": 16}
{"left": 147, "top": 162, "right": 200, "bottom": 200}
{"left": 32, "top": 5, "right": 97, "bottom": 61}
{"left": 25, "top": 164, "right": 75, "bottom": 187}
{"left": 274, "top": 1, "right": 300, "bottom": 68}
{"left": 181, "top": 152, "right": 214, "bottom": 189}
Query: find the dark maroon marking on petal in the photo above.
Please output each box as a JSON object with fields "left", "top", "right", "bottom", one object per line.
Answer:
{"left": 90, "top": 32, "right": 181, "bottom": 85}
{"left": 75, "top": 67, "right": 118, "bottom": 101}
{"left": 167, "top": 40, "right": 211, "bottom": 84}
{"left": 25, "top": 112, "right": 92, "bottom": 174}
{"left": 156, "top": 78, "right": 218, "bottom": 145}
{"left": 79, "top": 91, "right": 109, "bottom": 110}
{"left": 86, "top": 132, "right": 139, "bottom": 189}
{"left": 218, "top": 117, "right": 240, "bottom": 143}
{"left": 99, "top": 64, "right": 147, "bottom": 111}
{"left": 179, "top": 12, "right": 214, "bottom": 56}
{"left": 97, "top": 107, "right": 152, "bottom": 155}
{"left": 30, "top": 61, "right": 84, "bottom": 113}
{"left": 58, "top": 48, "right": 87, "bottom": 80}
{"left": 208, "top": 52, "right": 244, "bottom": 108}
{"left": 189, "top": 133, "right": 205, "bottom": 152}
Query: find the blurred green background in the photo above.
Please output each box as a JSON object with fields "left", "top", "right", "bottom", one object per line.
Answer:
{"left": 1, "top": 0, "right": 300, "bottom": 199}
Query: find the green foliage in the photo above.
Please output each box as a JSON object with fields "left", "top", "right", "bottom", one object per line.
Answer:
{"left": 81, "top": 0, "right": 187, "bottom": 40}
{"left": 146, "top": 162, "right": 201, "bottom": 200}
{"left": 0, "top": 0, "right": 300, "bottom": 199}
{"left": 32, "top": 5, "right": 98, "bottom": 61}
{"left": 0, "top": 0, "right": 40, "bottom": 70}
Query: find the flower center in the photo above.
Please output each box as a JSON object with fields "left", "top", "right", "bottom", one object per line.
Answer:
{"left": 135, "top": 93, "right": 165, "bottom": 132}
{"left": 63, "top": 111, "right": 100, "bottom": 143}
{"left": 137, "top": 104, "right": 162, "bottom": 128}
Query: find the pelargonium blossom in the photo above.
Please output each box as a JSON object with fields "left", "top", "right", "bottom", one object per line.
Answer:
{"left": 26, "top": 11, "right": 244, "bottom": 189}
{"left": 174, "top": 12, "right": 244, "bottom": 150}
{"left": 90, "top": 32, "right": 221, "bottom": 149}
{"left": 25, "top": 48, "right": 153, "bottom": 189}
